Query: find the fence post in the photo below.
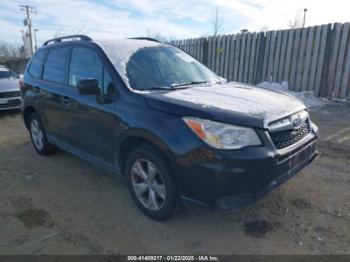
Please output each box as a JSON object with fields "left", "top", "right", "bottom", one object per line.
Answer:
{"left": 319, "top": 23, "right": 335, "bottom": 98}
{"left": 254, "top": 32, "right": 266, "bottom": 84}
{"left": 203, "top": 38, "right": 209, "bottom": 67}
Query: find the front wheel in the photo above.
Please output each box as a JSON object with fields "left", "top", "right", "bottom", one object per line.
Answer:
{"left": 125, "top": 144, "right": 180, "bottom": 221}
{"left": 29, "top": 112, "right": 55, "bottom": 155}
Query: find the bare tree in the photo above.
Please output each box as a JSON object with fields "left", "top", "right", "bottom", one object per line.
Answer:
{"left": 288, "top": 11, "right": 303, "bottom": 29}
{"left": 0, "top": 42, "right": 22, "bottom": 59}
{"left": 0, "top": 41, "right": 23, "bottom": 71}
{"left": 211, "top": 7, "right": 223, "bottom": 36}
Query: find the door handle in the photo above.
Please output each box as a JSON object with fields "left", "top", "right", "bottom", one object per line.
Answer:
{"left": 62, "top": 96, "right": 71, "bottom": 106}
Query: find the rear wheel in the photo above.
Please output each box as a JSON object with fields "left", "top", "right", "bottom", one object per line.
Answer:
{"left": 125, "top": 144, "right": 180, "bottom": 221}
{"left": 29, "top": 112, "right": 55, "bottom": 155}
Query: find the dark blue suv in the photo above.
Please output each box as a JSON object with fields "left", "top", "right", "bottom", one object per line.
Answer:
{"left": 21, "top": 35, "right": 318, "bottom": 220}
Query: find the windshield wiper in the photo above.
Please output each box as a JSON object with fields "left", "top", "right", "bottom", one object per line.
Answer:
{"left": 141, "top": 81, "right": 210, "bottom": 91}
{"left": 171, "top": 81, "right": 209, "bottom": 88}
{"left": 142, "top": 86, "right": 175, "bottom": 91}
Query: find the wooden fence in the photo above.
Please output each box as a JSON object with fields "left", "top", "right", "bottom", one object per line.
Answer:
{"left": 170, "top": 23, "right": 350, "bottom": 99}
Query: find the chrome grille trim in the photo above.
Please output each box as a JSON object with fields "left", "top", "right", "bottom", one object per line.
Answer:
{"left": 268, "top": 110, "right": 309, "bottom": 133}
{"left": 267, "top": 111, "right": 311, "bottom": 150}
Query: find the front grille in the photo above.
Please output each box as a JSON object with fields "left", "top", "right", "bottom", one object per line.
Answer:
{"left": 0, "top": 91, "right": 20, "bottom": 98}
{"left": 269, "top": 121, "right": 310, "bottom": 149}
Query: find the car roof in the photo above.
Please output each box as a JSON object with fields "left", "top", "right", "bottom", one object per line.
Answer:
{"left": 40, "top": 35, "right": 162, "bottom": 48}
{"left": 36, "top": 35, "right": 170, "bottom": 90}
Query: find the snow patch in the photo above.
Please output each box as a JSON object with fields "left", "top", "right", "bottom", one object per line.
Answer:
{"left": 257, "top": 81, "right": 331, "bottom": 109}
{"left": 160, "top": 82, "right": 305, "bottom": 121}
{"left": 95, "top": 39, "right": 162, "bottom": 88}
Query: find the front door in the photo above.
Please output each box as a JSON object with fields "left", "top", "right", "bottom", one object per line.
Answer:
{"left": 63, "top": 46, "right": 117, "bottom": 165}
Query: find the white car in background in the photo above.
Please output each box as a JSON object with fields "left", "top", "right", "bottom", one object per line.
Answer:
{"left": 0, "top": 66, "right": 21, "bottom": 110}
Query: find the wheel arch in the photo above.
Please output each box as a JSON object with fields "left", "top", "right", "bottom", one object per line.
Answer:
{"left": 23, "top": 105, "right": 37, "bottom": 129}
{"left": 116, "top": 129, "right": 175, "bottom": 177}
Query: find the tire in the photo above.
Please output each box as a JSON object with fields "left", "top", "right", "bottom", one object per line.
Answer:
{"left": 28, "top": 112, "right": 56, "bottom": 156}
{"left": 125, "top": 144, "right": 180, "bottom": 221}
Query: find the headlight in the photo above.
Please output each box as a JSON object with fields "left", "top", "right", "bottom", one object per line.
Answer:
{"left": 182, "top": 117, "right": 261, "bottom": 150}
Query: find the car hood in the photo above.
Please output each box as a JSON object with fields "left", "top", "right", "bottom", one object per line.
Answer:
{"left": 0, "top": 79, "right": 20, "bottom": 92}
{"left": 144, "top": 82, "right": 306, "bottom": 129}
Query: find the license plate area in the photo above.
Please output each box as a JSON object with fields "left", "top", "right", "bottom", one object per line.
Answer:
{"left": 290, "top": 142, "right": 316, "bottom": 170}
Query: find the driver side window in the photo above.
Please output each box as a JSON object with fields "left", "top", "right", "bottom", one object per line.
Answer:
{"left": 69, "top": 47, "right": 114, "bottom": 96}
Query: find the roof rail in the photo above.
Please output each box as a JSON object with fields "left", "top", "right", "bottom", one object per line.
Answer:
{"left": 43, "top": 35, "right": 92, "bottom": 46}
{"left": 128, "top": 37, "right": 161, "bottom": 43}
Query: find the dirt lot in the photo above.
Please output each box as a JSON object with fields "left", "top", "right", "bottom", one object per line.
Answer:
{"left": 0, "top": 103, "right": 349, "bottom": 255}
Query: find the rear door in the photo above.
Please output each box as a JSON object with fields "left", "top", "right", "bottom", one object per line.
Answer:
{"left": 63, "top": 45, "right": 116, "bottom": 164}
{"left": 40, "top": 46, "right": 71, "bottom": 140}
{"left": 23, "top": 49, "right": 47, "bottom": 114}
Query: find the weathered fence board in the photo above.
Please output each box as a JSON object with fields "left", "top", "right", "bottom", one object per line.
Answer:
{"left": 277, "top": 30, "right": 288, "bottom": 82}
{"left": 333, "top": 23, "right": 350, "bottom": 98}
{"left": 171, "top": 22, "right": 350, "bottom": 99}
{"left": 248, "top": 32, "right": 257, "bottom": 84}
{"left": 283, "top": 29, "right": 294, "bottom": 82}
{"left": 302, "top": 27, "right": 314, "bottom": 91}
{"left": 227, "top": 35, "right": 235, "bottom": 81}
{"left": 340, "top": 27, "right": 350, "bottom": 99}
{"left": 243, "top": 33, "right": 251, "bottom": 83}
{"left": 314, "top": 24, "right": 329, "bottom": 96}
{"left": 233, "top": 34, "right": 241, "bottom": 82}
{"left": 223, "top": 35, "right": 230, "bottom": 79}
{"left": 261, "top": 31, "right": 271, "bottom": 81}
{"left": 328, "top": 23, "right": 342, "bottom": 98}
{"left": 308, "top": 26, "right": 321, "bottom": 92}
{"left": 272, "top": 30, "right": 281, "bottom": 82}
{"left": 295, "top": 28, "right": 308, "bottom": 91}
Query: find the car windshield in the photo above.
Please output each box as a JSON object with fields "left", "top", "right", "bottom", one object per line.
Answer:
{"left": 126, "top": 46, "right": 222, "bottom": 90}
{"left": 0, "top": 69, "right": 19, "bottom": 79}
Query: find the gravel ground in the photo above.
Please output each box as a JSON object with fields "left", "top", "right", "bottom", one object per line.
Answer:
{"left": 0, "top": 103, "right": 349, "bottom": 255}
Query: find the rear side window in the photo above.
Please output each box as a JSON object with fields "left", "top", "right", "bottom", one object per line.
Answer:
{"left": 69, "top": 47, "right": 114, "bottom": 96}
{"left": 28, "top": 50, "right": 46, "bottom": 79}
{"left": 43, "top": 47, "right": 69, "bottom": 84}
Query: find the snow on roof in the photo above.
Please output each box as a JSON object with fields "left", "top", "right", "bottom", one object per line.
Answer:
{"left": 95, "top": 39, "right": 163, "bottom": 88}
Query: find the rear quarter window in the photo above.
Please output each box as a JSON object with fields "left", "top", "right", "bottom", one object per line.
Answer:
{"left": 28, "top": 50, "right": 46, "bottom": 79}
{"left": 43, "top": 47, "right": 69, "bottom": 84}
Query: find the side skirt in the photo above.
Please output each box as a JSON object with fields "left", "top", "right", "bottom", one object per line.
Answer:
{"left": 47, "top": 135, "right": 121, "bottom": 175}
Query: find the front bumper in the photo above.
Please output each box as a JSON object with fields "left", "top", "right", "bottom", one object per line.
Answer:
{"left": 175, "top": 132, "right": 318, "bottom": 209}
{"left": 0, "top": 97, "right": 21, "bottom": 110}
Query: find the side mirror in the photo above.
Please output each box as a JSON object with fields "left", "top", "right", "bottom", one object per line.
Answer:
{"left": 77, "top": 79, "right": 100, "bottom": 96}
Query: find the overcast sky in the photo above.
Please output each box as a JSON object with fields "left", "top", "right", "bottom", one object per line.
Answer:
{"left": 0, "top": 0, "right": 349, "bottom": 45}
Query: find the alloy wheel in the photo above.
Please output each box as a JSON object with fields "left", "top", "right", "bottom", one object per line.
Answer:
{"left": 30, "top": 119, "right": 44, "bottom": 151}
{"left": 130, "top": 159, "right": 167, "bottom": 211}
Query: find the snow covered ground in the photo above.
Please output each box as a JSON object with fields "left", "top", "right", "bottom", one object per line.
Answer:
{"left": 257, "top": 81, "right": 332, "bottom": 109}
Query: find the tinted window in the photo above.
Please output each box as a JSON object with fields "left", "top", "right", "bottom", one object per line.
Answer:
{"left": 43, "top": 47, "right": 69, "bottom": 84}
{"left": 69, "top": 47, "right": 102, "bottom": 87}
{"left": 28, "top": 50, "right": 46, "bottom": 79}
{"left": 69, "top": 47, "right": 114, "bottom": 96}
{"left": 126, "top": 46, "right": 221, "bottom": 90}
